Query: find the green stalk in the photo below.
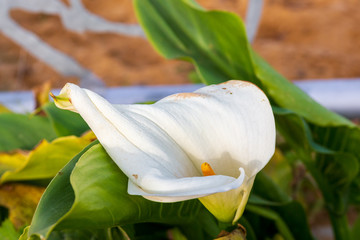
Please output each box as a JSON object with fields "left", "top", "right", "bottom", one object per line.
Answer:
{"left": 328, "top": 211, "right": 351, "bottom": 240}
{"left": 301, "top": 156, "right": 351, "bottom": 240}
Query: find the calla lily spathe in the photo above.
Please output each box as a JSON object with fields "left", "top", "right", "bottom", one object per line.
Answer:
{"left": 53, "top": 80, "right": 276, "bottom": 223}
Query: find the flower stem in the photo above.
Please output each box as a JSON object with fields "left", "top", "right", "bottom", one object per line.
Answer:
{"left": 302, "top": 157, "right": 351, "bottom": 240}
{"left": 328, "top": 210, "right": 351, "bottom": 240}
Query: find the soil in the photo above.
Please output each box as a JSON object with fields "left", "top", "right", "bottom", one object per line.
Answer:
{"left": 0, "top": 0, "right": 359, "bottom": 91}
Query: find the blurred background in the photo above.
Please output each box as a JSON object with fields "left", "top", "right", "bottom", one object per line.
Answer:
{"left": 0, "top": 0, "right": 359, "bottom": 91}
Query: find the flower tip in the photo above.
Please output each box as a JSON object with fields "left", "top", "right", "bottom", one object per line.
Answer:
{"left": 49, "top": 92, "right": 56, "bottom": 100}
{"left": 50, "top": 92, "right": 71, "bottom": 104}
{"left": 50, "top": 88, "right": 75, "bottom": 112}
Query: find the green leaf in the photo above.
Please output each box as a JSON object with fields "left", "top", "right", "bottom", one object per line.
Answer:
{"left": 42, "top": 102, "right": 89, "bottom": 137}
{"left": 0, "top": 113, "right": 56, "bottom": 152}
{"left": 18, "top": 226, "right": 29, "bottom": 240}
{"left": 250, "top": 52, "right": 351, "bottom": 127}
{"left": 20, "top": 226, "right": 129, "bottom": 240}
{"left": 179, "top": 208, "right": 220, "bottom": 240}
{"left": 263, "top": 148, "right": 293, "bottom": 195}
{"left": 246, "top": 205, "right": 295, "bottom": 240}
{"left": 0, "top": 219, "right": 21, "bottom": 240}
{"left": 0, "top": 152, "right": 26, "bottom": 177}
{"left": 134, "top": 0, "right": 259, "bottom": 86}
{"left": 245, "top": 202, "right": 314, "bottom": 240}
{"left": 310, "top": 124, "right": 360, "bottom": 202}
{"left": 27, "top": 143, "right": 204, "bottom": 239}
{"left": 134, "top": 0, "right": 354, "bottom": 128}
{"left": 252, "top": 172, "right": 290, "bottom": 204}
{"left": 275, "top": 108, "right": 359, "bottom": 203}
{"left": 249, "top": 163, "right": 314, "bottom": 240}
{"left": 249, "top": 172, "right": 314, "bottom": 240}
{"left": 245, "top": 202, "right": 312, "bottom": 239}
{"left": 238, "top": 217, "right": 256, "bottom": 240}
{"left": 316, "top": 152, "right": 359, "bottom": 191}
{"left": 272, "top": 201, "right": 315, "bottom": 240}
{"left": 26, "top": 141, "right": 98, "bottom": 239}
{"left": 0, "top": 133, "right": 94, "bottom": 184}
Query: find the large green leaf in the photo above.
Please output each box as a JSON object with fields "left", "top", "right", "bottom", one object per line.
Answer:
{"left": 26, "top": 141, "right": 94, "bottom": 240}
{"left": 134, "top": 0, "right": 353, "bottom": 128}
{"left": 26, "top": 143, "right": 206, "bottom": 239}
{"left": 134, "top": 0, "right": 259, "bottom": 87}
{"left": 0, "top": 103, "right": 89, "bottom": 153}
{"left": 250, "top": 52, "right": 351, "bottom": 126}
{"left": 0, "top": 113, "right": 56, "bottom": 152}
{"left": 0, "top": 153, "right": 26, "bottom": 177}
{"left": 0, "top": 133, "right": 94, "bottom": 184}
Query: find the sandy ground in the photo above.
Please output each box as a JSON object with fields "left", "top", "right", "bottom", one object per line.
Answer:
{"left": 0, "top": 0, "right": 359, "bottom": 91}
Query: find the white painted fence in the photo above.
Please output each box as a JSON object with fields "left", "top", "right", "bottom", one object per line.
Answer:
{"left": 1, "top": 79, "right": 360, "bottom": 118}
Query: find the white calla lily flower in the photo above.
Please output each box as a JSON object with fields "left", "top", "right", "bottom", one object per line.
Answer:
{"left": 53, "top": 80, "right": 276, "bottom": 224}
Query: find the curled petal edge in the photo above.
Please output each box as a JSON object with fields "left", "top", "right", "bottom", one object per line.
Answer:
{"left": 128, "top": 168, "right": 245, "bottom": 202}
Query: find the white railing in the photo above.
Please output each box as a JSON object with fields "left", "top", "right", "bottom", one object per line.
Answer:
{"left": 1, "top": 79, "right": 360, "bottom": 118}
